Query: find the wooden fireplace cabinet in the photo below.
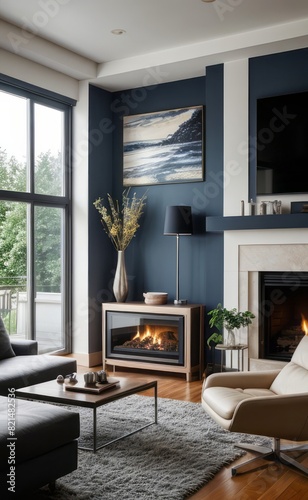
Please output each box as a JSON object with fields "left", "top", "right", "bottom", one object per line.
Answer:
{"left": 102, "top": 302, "right": 204, "bottom": 382}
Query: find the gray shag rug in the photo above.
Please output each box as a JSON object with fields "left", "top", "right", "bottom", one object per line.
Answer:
{"left": 34, "top": 395, "right": 270, "bottom": 500}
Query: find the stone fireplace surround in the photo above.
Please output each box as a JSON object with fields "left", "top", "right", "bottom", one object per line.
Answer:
{"left": 224, "top": 228, "right": 308, "bottom": 371}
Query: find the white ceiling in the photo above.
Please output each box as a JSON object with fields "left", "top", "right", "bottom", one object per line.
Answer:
{"left": 0, "top": 0, "right": 308, "bottom": 91}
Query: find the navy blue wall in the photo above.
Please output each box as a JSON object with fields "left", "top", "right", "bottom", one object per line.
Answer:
{"left": 249, "top": 48, "right": 308, "bottom": 199}
{"left": 203, "top": 64, "right": 224, "bottom": 362}
{"left": 88, "top": 67, "right": 224, "bottom": 357}
{"left": 88, "top": 85, "right": 114, "bottom": 353}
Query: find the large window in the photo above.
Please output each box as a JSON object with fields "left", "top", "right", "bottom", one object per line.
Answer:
{"left": 0, "top": 80, "right": 73, "bottom": 354}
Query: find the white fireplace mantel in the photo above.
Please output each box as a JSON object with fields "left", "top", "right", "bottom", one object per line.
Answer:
{"left": 223, "top": 228, "right": 308, "bottom": 371}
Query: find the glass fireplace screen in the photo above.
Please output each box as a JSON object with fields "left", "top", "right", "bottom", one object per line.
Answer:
{"left": 260, "top": 271, "right": 308, "bottom": 360}
{"left": 106, "top": 311, "right": 184, "bottom": 365}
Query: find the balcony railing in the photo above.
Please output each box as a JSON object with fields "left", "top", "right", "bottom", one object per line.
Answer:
{"left": 0, "top": 277, "right": 26, "bottom": 334}
{"left": 0, "top": 277, "right": 63, "bottom": 353}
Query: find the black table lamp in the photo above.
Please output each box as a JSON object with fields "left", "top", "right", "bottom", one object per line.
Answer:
{"left": 164, "top": 205, "right": 193, "bottom": 305}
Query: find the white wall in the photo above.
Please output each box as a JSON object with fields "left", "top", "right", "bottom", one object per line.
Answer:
{"left": 224, "top": 59, "right": 249, "bottom": 219}
{"left": 223, "top": 59, "right": 249, "bottom": 311}
{"left": 72, "top": 80, "right": 90, "bottom": 358}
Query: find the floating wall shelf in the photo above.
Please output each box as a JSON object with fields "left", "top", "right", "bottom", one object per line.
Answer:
{"left": 205, "top": 214, "right": 308, "bottom": 232}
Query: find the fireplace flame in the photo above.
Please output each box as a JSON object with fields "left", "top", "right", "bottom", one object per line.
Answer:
{"left": 301, "top": 315, "right": 308, "bottom": 335}
{"left": 133, "top": 327, "right": 162, "bottom": 344}
{"left": 127, "top": 326, "right": 178, "bottom": 351}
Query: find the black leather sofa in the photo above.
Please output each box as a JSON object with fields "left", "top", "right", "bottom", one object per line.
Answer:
{"left": 0, "top": 338, "right": 77, "bottom": 396}
{"left": 0, "top": 395, "right": 80, "bottom": 497}
{"left": 0, "top": 317, "right": 79, "bottom": 497}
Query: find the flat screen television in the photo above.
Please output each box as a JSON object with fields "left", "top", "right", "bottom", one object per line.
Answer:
{"left": 256, "top": 90, "right": 308, "bottom": 195}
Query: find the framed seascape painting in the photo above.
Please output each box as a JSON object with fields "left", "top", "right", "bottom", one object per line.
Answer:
{"left": 123, "top": 105, "right": 204, "bottom": 186}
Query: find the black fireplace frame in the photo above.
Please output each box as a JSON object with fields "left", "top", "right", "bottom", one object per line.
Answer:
{"left": 105, "top": 310, "right": 185, "bottom": 366}
{"left": 259, "top": 271, "right": 308, "bottom": 361}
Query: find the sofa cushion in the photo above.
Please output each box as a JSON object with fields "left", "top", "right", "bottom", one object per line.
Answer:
{"left": 270, "top": 362, "right": 308, "bottom": 395}
{"left": 11, "top": 339, "right": 38, "bottom": 356}
{"left": 291, "top": 334, "right": 308, "bottom": 369}
{"left": 269, "top": 335, "right": 308, "bottom": 395}
{"left": 0, "top": 395, "right": 79, "bottom": 466}
{"left": 0, "top": 317, "right": 15, "bottom": 361}
{"left": 0, "top": 355, "right": 77, "bottom": 396}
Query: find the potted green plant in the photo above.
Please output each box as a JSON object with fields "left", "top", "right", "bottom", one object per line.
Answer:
{"left": 208, "top": 303, "right": 255, "bottom": 346}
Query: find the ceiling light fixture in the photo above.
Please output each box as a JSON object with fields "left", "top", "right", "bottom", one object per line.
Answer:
{"left": 111, "top": 29, "right": 126, "bottom": 35}
{"left": 201, "top": 0, "right": 216, "bottom": 2}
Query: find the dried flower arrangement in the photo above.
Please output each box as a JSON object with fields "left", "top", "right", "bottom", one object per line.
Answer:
{"left": 93, "top": 189, "right": 147, "bottom": 251}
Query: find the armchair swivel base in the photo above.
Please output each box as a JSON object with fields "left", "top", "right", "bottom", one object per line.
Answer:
{"left": 232, "top": 438, "right": 308, "bottom": 476}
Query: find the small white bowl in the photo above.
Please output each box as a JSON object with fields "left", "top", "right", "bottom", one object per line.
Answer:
{"left": 143, "top": 292, "right": 168, "bottom": 305}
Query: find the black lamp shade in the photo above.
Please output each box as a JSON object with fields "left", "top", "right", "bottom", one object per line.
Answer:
{"left": 164, "top": 206, "right": 193, "bottom": 235}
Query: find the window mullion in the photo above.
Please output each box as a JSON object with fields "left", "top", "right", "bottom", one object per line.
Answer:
{"left": 28, "top": 202, "right": 35, "bottom": 340}
{"left": 27, "top": 101, "right": 35, "bottom": 340}
{"left": 28, "top": 100, "right": 35, "bottom": 194}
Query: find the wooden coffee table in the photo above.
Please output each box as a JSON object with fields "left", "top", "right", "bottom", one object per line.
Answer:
{"left": 16, "top": 376, "right": 158, "bottom": 452}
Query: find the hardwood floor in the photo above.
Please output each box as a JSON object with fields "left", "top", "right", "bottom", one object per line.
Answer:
{"left": 79, "top": 366, "right": 308, "bottom": 499}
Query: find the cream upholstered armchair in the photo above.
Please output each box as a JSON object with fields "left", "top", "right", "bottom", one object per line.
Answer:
{"left": 202, "top": 334, "right": 308, "bottom": 476}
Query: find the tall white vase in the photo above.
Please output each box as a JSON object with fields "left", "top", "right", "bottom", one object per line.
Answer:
{"left": 113, "top": 250, "right": 128, "bottom": 302}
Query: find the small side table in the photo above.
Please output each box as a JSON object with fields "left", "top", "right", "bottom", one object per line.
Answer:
{"left": 215, "top": 344, "right": 248, "bottom": 372}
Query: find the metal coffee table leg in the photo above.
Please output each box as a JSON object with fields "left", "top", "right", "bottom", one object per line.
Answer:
{"left": 79, "top": 382, "right": 158, "bottom": 452}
